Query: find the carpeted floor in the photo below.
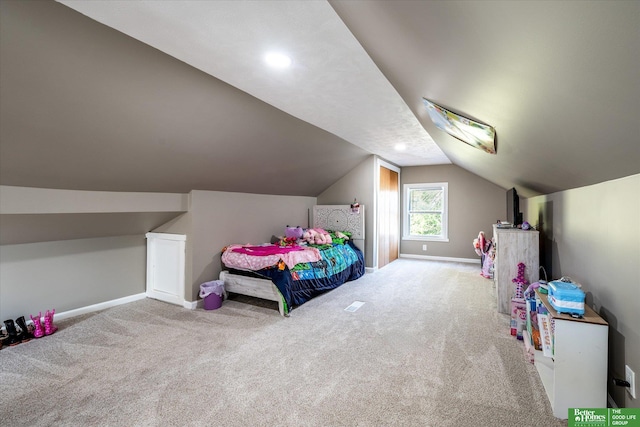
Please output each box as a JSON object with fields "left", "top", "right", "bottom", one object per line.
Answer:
{"left": 0, "top": 259, "right": 567, "bottom": 426}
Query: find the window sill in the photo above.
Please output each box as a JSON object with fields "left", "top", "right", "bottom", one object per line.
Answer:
{"left": 402, "top": 236, "right": 449, "bottom": 243}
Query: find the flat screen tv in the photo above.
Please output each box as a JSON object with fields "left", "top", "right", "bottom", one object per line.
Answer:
{"left": 506, "top": 187, "right": 522, "bottom": 226}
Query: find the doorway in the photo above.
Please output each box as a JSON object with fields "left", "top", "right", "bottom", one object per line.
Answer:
{"left": 377, "top": 163, "right": 399, "bottom": 269}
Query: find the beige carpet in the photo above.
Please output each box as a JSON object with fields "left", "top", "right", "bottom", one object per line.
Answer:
{"left": 0, "top": 259, "right": 567, "bottom": 426}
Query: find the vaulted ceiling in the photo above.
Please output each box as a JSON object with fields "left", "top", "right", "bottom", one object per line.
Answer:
{"left": 1, "top": 1, "right": 638, "bottom": 198}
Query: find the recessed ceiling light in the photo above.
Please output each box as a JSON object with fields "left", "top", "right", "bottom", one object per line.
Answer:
{"left": 394, "top": 143, "right": 407, "bottom": 151}
{"left": 264, "top": 52, "right": 292, "bottom": 69}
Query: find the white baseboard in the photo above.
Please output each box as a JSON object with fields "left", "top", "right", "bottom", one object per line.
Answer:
{"left": 183, "top": 299, "right": 200, "bottom": 310}
{"left": 400, "top": 254, "right": 479, "bottom": 264}
{"left": 0, "top": 294, "right": 195, "bottom": 333}
{"left": 364, "top": 267, "right": 376, "bottom": 273}
{"left": 49, "top": 293, "right": 147, "bottom": 323}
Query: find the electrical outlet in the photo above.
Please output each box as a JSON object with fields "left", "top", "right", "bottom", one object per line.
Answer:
{"left": 626, "top": 365, "right": 636, "bottom": 399}
{"left": 422, "top": 244, "right": 427, "bottom": 251}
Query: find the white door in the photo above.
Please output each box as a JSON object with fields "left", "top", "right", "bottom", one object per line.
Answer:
{"left": 146, "top": 233, "right": 186, "bottom": 306}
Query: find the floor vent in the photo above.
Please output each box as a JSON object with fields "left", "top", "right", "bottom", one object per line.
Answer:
{"left": 344, "top": 301, "right": 365, "bottom": 312}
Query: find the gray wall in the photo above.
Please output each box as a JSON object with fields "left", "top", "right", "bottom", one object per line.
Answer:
{"left": 317, "top": 155, "right": 375, "bottom": 267}
{"left": 401, "top": 164, "right": 506, "bottom": 259}
{"left": 0, "top": 235, "right": 146, "bottom": 321}
{"left": 157, "top": 190, "right": 316, "bottom": 301}
{"left": 1, "top": 0, "right": 368, "bottom": 197}
{"left": 522, "top": 174, "right": 639, "bottom": 409}
{"left": 0, "top": 186, "right": 186, "bottom": 321}
{"left": 0, "top": 189, "right": 317, "bottom": 317}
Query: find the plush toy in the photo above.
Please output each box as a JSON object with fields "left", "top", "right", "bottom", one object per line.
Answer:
{"left": 302, "top": 228, "right": 316, "bottom": 244}
{"left": 285, "top": 226, "right": 303, "bottom": 240}
{"left": 278, "top": 236, "right": 298, "bottom": 247}
{"left": 313, "top": 228, "right": 332, "bottom": 245}
{"left": 303, "top": 228, "right": 333, "bottom": 245}
{"left": 473, "top": 231, "right": 489, "bottom": 256}
{"left": 334, "top": 231, "right": 349, "bottom": 240}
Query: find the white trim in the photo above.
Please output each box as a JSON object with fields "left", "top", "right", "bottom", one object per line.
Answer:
{"left": 184, "top": 300, "right": 199, "bottom": 310}
{"left": 375, "top": 157, "right": 401, "bottom": 270}
{"left": 403, "top": 182, "right": 448, "bottom": 241}
{"left": 402, "top": 237, "right": 450, "bottom": 243}
{"left": 400, "top": 253, "right": 478, "bottom": 264}
{"left": 376, "top": 158, "right": 401, "bottom": 174}
{"left": 364, "top": 267, "right": 377, "bottom": 273}
{"left": 47, "top": 293, "right": 147, "bottom": 323}
{"left": 145, "top": 232, "right": 186, "bottom": 241}
{"left": 372, "top": 159, "right": 379, "bottom": 269}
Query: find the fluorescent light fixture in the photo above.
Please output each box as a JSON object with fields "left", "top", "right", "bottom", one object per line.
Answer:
{"left": 264, "top": 52, "right": 292, "bottom": 68}
{"left": 423, "top": 98, "right": 496, "bottom": 154}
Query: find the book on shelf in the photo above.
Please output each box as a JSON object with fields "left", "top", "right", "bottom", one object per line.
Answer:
{"left": 537, "top": 309, "right": 554, "bottom": 358}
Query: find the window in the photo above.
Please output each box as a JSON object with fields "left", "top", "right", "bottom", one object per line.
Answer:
{"left": 403, "top": 182, "right": 448, "bottom": 241}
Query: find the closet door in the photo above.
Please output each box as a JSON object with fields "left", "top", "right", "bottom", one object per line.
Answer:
{"left": 378, "top": 166, "right": 399, "bottom": 268}
{"left": 146, "top": 233, "right": 186, "bottom": 306}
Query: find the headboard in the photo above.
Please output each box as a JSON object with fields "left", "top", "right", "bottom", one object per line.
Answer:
{"left": 312, "top": 205, "right": 365, "bottom": 240}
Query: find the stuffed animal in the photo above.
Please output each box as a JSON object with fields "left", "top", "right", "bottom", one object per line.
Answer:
{"left": 302, "top": 228, "right": 333, "bottom": 245}
{"left": 302, "top": 228, "right": 316, "bottom": 245}
{"left": 285, "top": 226, "right": 303, "bottom": 240}
{"left": 278, "top": 236, "right": 298, "bottom": 247}
{"left": 473, "top": 231, "right": 488, "bottom": 256}
{"left": 334, "top": 231, "right": 349, "bottom": 240}
{"left": 313, "top": 228, "right": 332, "bottom": 244}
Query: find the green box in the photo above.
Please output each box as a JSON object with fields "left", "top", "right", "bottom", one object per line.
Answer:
{"left": 569, "top": 408, "right": 640, "bottom": 427}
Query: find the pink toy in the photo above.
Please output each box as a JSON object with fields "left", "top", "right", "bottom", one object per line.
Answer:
{"left": 473, "top": 231, "right": 489, "bottom": 257}
{"left": 30, "top": 312, "right": 45, "bottom": 338}
{"left": 302, "top": 228, "right": 333, "bottom": 245}
{"left": 510, "top": 298, "right": 526, "bottom": 337}
{"left": 512, "top": 262, "right": 528, "bottom": 299}
{"left": 285, "top": 226, "right": 303, "bottom": 239}
{"left": 44, "top": 309, "right": 58, "bottom": 335}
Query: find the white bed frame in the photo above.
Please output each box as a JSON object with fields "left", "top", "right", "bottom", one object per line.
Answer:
{"left": 220, "top": 205, "right": 365, "bottom": 316}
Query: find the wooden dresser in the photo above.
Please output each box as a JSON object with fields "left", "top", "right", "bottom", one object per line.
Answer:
{"left": 492, "top": 224, "right": 539, "bottom": 313}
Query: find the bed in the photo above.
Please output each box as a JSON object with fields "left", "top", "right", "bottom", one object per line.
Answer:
{"left": 219, "top": 205, "right": 365, "bottom": 316}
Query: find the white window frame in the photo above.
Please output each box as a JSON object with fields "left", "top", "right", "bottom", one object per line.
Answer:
{"left": 402, "top": 182, "right": 449, "bottom": 242}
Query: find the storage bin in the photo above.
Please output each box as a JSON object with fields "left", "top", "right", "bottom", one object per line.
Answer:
{"left": 548, "top": 280, "right": 585, "bottom": 316}
{"left": 199, "top": 280, "right": 225, "bottom": 310}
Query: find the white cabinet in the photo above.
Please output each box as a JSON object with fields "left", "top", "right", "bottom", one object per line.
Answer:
{"left": 533, "top": 290, "right": 608, "bottom": 419}
{"left": 145, "top": 232, "right": 186, "bottom": 306}
{"left": 492, "top": 225, "right": 539, "bottom": 314}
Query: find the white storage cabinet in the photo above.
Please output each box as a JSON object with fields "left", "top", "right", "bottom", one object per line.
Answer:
{"left": 533, "top": 290, "right": 608, "bottom": 419}
{"left": 145, "top": 232, "right": 186, "bottom": 306}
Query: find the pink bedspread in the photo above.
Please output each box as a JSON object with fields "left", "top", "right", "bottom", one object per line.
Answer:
{"left": 222, "top": 244, "right": 321, "bottom": 271}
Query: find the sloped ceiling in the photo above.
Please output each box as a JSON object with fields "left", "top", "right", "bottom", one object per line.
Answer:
{"left": 55, "top": 0, "right": 449, "bottom": 168}
{"left": 1, "top": 1, "right": 639, "bottom": 199}
{"left": 0, "top": 0, "right": 371, "bottom": 197}
{"left": 331, "top": 0, "right": 640, "bottom": 197}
